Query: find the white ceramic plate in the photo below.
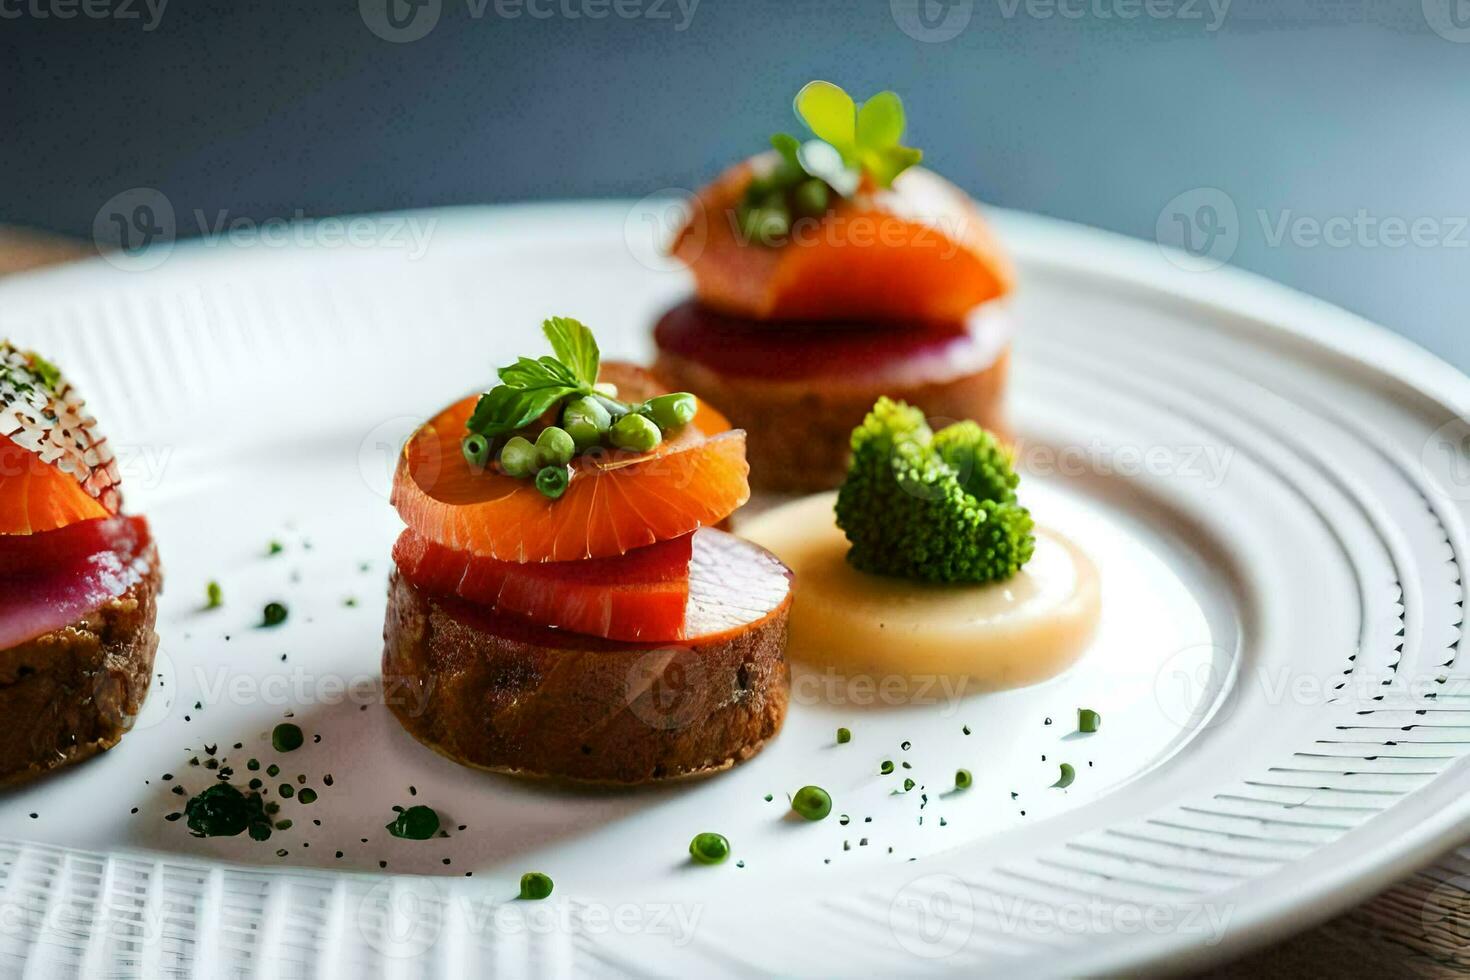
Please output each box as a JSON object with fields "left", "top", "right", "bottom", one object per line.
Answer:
{"left": 0, "top": 202, "right": 1466, "bottom": 977}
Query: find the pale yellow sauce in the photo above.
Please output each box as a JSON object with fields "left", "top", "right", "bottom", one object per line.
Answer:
{"left": 740, "top": 493, "right": 1101, "bottom": 692}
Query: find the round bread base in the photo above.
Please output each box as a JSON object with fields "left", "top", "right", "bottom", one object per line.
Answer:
{"left": 0, "top": 545, "right": 162, "bottom": 787}
{"left": 383, "top": 570, "right": 791, "bottom": 786}
{"left": 653, "top": 304, "right": 1012, "bottom": 493}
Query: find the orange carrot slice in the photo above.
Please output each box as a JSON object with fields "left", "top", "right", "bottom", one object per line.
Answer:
{"left": 392, "top": 391, "right": 748, "bottom": 563}
{"left": 0, "top": 434, "right": 110, "bottom": 535}
{"left": 673, "top": 159, "right": 1014, "bottom": 325}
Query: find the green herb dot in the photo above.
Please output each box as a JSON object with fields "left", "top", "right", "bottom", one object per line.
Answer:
{"left": 266, "top": 764, "right": 280, "bottom": 778}
{"left": 1054, "top": 763, "right": 1076, "bottom": 789}
{"left": 903, "top": 778, "right": 916, "bottom": 792}
{"left": 836, "top": 727, "right": 851, "bottom": 744}
{"left": 272, "top": 723, "right": 304, "bottom": 753}
{"left": 299, "top": 788, "right": 318, "bottom": 805}
{"left": 247, "top": 759, "right": 260, "bottom": 771}
{"left": 205, "top": 581, "right": 223, "bottom": 609}
{"left": 267, "top": 540, "right": 284, "bottom": 556}
{"left": 955, "top": 769, "right": 973, "bottom": 790}
{"left": 519, "top": 872, "right": 554, "bottom": 900}
{"left": 791, "top": 785, "right": 832, "bottom": 821}
{"left": 386, "top": 804, "right": 440, "bottom": 840}
{"left": 261, "top": 602, "right": 288, "bottom": 627}
{"left": 880, "top": 760, "right": 894, "bottom": 775}
{"left": 1078, "top": 709, "right": 1101, "bottom": 734}
{"left": 279, "top": 784, "right": 294, "bottom": 799}
{"left": 688, "top": 832, "right": 730, "bottom": 865}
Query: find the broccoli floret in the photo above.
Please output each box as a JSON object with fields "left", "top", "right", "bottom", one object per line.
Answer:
{"left": 834, "top": 398, "right": 1034, "bottom": 583}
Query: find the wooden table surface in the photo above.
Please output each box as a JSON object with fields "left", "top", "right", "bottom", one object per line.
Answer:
{"left": 1, "top": 225, "right": 1466, "bottom": 976}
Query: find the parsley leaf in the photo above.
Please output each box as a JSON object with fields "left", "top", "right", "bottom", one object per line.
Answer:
{"left": 499, "top": 355, "right": 580, "bottom": 390}
{"left": 790, "top": 81, "right": 922, "bottom": 192}
{"left": 467, "top": 384, "right": 576, "bottom": 438}
{"left": 542, "top": 316, "right": 599, "bottom": 388}
{"left": 464, "top": 316, "right": 603, "bottom": 440}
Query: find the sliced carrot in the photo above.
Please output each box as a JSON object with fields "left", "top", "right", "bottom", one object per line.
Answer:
{"left": 672, "top": 158, "right": 1014, "bottom": 325}
{"left": 392, "top": 387, "right": 749, "bottom": 563}
{"left": 0, "top": 434, "right": 110, "bottom": 535}
{"left": 394, "top": 529, "right": 694, "bottom": 641}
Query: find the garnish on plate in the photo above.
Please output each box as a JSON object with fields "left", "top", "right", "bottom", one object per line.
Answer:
{"left": 736, "top": 82, "right": 922, "bottom": 246}
{"left": 836, "top": 397, "right": 1033, "bottom": 583}
{"left": 383, "top": 316, "right": 793, "bottom": 784}
{"left": 463, "top": 317, "right": 701, "bottom": 499}
{"left": 688, "top": 832, "right": 731, "bottom": 866}
{"left": 0, "top": 341, "right": 161, "bottom": 784}
{"left": 655, "top": 81, "right": 1015, "bottom": 493}
{"left": 740, "top": 398, "right": 1100, "bottom": 693}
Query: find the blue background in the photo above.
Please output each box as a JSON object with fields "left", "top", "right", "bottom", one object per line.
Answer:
{"left": 3, "top": 0, "right": 1466, "bottom": 367}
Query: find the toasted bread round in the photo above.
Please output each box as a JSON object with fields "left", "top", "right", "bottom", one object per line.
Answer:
{"left": 382, "top": 539, "right": 792, "bottom": 784}
{"left": 0, "top": 545, "right": 161, "bottom": 785}
{"left": 653, "top": 301, "right": 1011, "bottom": 493}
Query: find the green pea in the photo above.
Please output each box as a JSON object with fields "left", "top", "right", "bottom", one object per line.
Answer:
{"left": 688, "top": 832, "right": 730, "bottom": 865}
{"left": 610, "top": 413, "right": 662, "bottom": 453}
{"left": 534, "top": 426, "right": 575, "bottom": 467}
{"left": 793, "top": 178, "right": 830, "bottom": 218}
{"left": 535, "top": 465, "right": 570, "bottom": 500}
{"left": 272, "top": 723, "right": 303, "bottom": 752}
{"left": 519, "top": 872, "right": 554, "bottom": 900}
{"left": 461, "top": 433, "right": 491, "bottom": 469}
{"left": 499, "top": 436, "right": 537, "bottom": 478}
{"left": 955, "top": 768, "right": 973, "bottom": 790}
{"left": 562, "top": 395, "right": 612, "bottom": 449}
{"left": 642, "top": 392, "right": 697, "bottom": 432}
{"left": 791, "top": 785, "right": 832, "bottom": 821}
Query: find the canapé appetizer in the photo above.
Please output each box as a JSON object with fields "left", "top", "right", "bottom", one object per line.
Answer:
{"left": 655, "top": 81, "right": 1015, "bottom": 492}
{"left": 743, "top": 399, "right": 1098, "bottom": 691}
{"left": 384, "top": 318, "right": 792, "bottom": 784}
{"left": 0, "top": 342, "right": 161, "bottom": 783}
